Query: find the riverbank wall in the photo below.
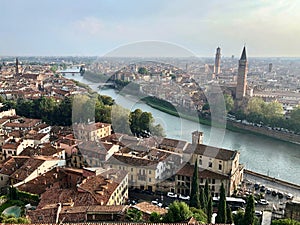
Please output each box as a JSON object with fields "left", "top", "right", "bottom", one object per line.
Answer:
{"left": 142, "top": 96, "right": 300, "bottom": 145}
{"left": 244, "top": 169, "right": 300, "bottom": 191}
{"left": 228, "top": 121, "right": 300, "bottom": 145}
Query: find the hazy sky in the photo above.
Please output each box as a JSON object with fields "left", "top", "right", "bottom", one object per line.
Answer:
{"left": 1, "top": 0, "right": 300, "bottom": 57}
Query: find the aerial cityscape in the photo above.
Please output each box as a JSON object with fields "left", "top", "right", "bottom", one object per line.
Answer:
{"left": 0, "top": 1, "right": 300, "bottom": 225}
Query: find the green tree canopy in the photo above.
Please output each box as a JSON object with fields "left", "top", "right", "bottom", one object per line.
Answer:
{"left": 272, "top": 219, "right": 300, "bottom": 225}
{"left": 190, "top": 159, "right": 200, "bottom": 209}
{"left": 224, "top": 94, "right": 234, "bottom": 112}
{"left": 126, "top": 208, "right": 142, "bottom": 222}
{"left": 244, "top": 194, "right": 255, "bottom": 225}
{"left": 190, "top": 207, "right": 207, "bottom": 224}
{"left": 149, "top": 212, "right": 162, "bottom": 223}
{"left": 164, "top": 201, "right": 192, "bottom": 223}
{"left": 138, "top": 67, "right": 148, "bottom": 75}
{"left": 207, "top": 195, "right": 213, "bottom": 224}
{"left": 215, "top": 183, "right": 226, "bottom": 223}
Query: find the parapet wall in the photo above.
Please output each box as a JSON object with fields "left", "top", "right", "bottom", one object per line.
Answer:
{"left": 228, "top": 121, "right": 300, "bottom": 144}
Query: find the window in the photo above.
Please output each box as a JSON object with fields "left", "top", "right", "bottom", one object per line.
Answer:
{"left": 212, "top": 179, "right": 215, "bottom": 184}
{"left": 199, "top": 159, "right": 202, "bottom": 165}
{"left": 149, "top": 178, "right": 151, "bottom": 182}
{"left": 212, "top": 186, "right": 215, "bottom": 191}
{"left": 219, "top": 164, "right": 222, "bottom": 170}
{"left": 149, "top": 170, "right": 151, "bottom": 174}
{"left": 131, "top": 168, "right": 133, "bottom": 172}
{"left": 208, "top": 162, "right": 212, "bottom": 168}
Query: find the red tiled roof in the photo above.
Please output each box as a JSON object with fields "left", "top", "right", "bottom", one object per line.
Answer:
{"left": 10, "top": 157, "right": 45, "bottom": 181}
{"left": 0, "top": 156, "right": 29, "bottom": 176}
{"left": 133, "top": 202, "right": 167, "bottom": 215}
{"left": 184, "top": 143, "right": 237, "bottom": 161}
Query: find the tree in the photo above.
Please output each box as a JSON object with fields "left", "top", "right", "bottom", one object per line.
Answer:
{"left": 226, "top": 206, "right": 233, "bottom": 224}
{"left": 126, "top": 208, "right": 142, "bottom": 222}
{"left": 233, "top": 210, "right": 245, "bottom": 225}
{"left": 149, "top": 212, "right": 162, "bottom": 222}
{"left": 224, "top": 94, "right": 234, "bottom": 112}
{"left": 204, "top": 179, "right": 210, "bottom": 203}
{"left": 129, "top": 109, "right": 165, "bottom": 137}
{"left": 190, "top": 207, "right": 207, "bottom": 224}
{"left": 215, "top": 183, "right": 226, "bottom": 223}
{"left": 272, "top": 219, "right": 300, "bottom": 225}
{"left": 8, "top": 186, "right": 18, "bottom": 200}
{"left": 0, "top": 215, "right": 30, "bottom": 224}
{"left": 164, "top": 201, "right": 192, "bottom": 222}
{"left": 138, "top": 67, "right": 148, "bottom": 75}
{"left": 190, "top": 159, "right": 200, "bottom": 209}
{"left": 129, "top": 109, "right": 143, "bottom": 136}
{"left": 244, "top": 194, "right": 255, "bottom": 225}
{"left": 199, "top": 187, "right": 207, "bottom": 211}
{"left": 207, "top": 195, "right": 213, "bottom": 224}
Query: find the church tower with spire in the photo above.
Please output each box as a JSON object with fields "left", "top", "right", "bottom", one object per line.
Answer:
{"left": 235, "top": 46, "right": 248, "bottom": 100}
{"left": 214, "top": 47, "right": 221, "bottom": 75}
{"left": 15, "top": 57, "right": 19, "bottom": 75}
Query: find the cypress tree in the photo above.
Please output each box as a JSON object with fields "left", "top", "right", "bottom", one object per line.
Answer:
{"left": 190, "top": 159, "right": 200, "bottom": 209}
{"left": 215, "top": 183, "right": 226, "bottom": 223}
{"left": 207, "top": 195, "right": 213, "bottom": 224}
{"left": 244, "top": 194, "right": 255, "bottom": 225}
{"left": 226, "top": 206, "right": 233, "bottom": 224}
{"left": 199, "top": 187, "right": 207, "bottom": 210}
{"left": 204, "top": 179, "right": 209, "bottom": 203}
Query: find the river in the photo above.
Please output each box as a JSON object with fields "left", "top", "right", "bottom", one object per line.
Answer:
{"left": 67, "top": 74, "right": 300, "bottom": 185}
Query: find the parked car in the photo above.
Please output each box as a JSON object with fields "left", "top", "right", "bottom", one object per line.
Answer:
{"left": 255, "top": 211, "right": 263, "bottom": 216}
{"left": 157, "top": 202, "right": 163, "bottom": 207}
{"left": 260, "top": 185, "right": 266, "bottom": 192}
{"left": 151, "top": 200, "right": 158, "bottom": 205}
{"left": 278, "top": 192, "right": 284, "bottom": 199}
{"left": 179, "top": 194, "right": 190, "bottom": 200}
{"left": 272, "top": 190, "right": 278, "bottom": 196}
{"left": 266, "top": 188, "right": 272, "bottom": 195}
{"left": 258, "top": 199, "right": 269, "bottom": 205}
{"left": 254, "top": 183, "right": 260, "bottom": 190}
{"left": 167, "top": 192, "right": 177, "bottom": 198}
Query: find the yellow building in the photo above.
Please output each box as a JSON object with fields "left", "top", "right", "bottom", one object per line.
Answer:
{"left": 105, "top": 149, "right": 167, "bottom": 192}
{"left": 73, "top": 122, "right": 112, "bottom": 141}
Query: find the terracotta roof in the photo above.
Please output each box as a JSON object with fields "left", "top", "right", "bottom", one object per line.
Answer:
{"left": 159, "top": 138, "right": 188, "bottom": 150}
{"left": 3, "top": 118, "right": 41, "bottom": 128}
{"left": 10, "top": 157, "right": 45, "bottom": 181}
{"left": 38, "top": 169, "right": 127, "bottom": 208}
{"left": 176, "top": 164, "right": 229, "bottom": 180}
{"left": 0, "top": 156, "right": 29, "bottom": 176}
{"left": 27, "top": 205, "right": 58, "bottom": 224}
{"left": 38, "top": 183, "right": 97, "bottom": 209}
{"left": 78, "top": 169, "right": 127, "bottom": 205}
{"left": 184, "top": 143, "right": 237, "bottom": 161}
{"left": 25, "top": 132, "right": 48, "bottom": 140}
{"left": 133, "top": 201, "right": 167, "bottom": 215}
{"left": 78, "top": 141, "right": 110, "bottom": 154}
{"left": 19, "top": 143, "right": 64, "bottom": 157}
{"left": 0, "top": 118, "right": 9, "bottom": 124}
{"left": 2, "top": 141, "right": 20, "bottom": 150}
